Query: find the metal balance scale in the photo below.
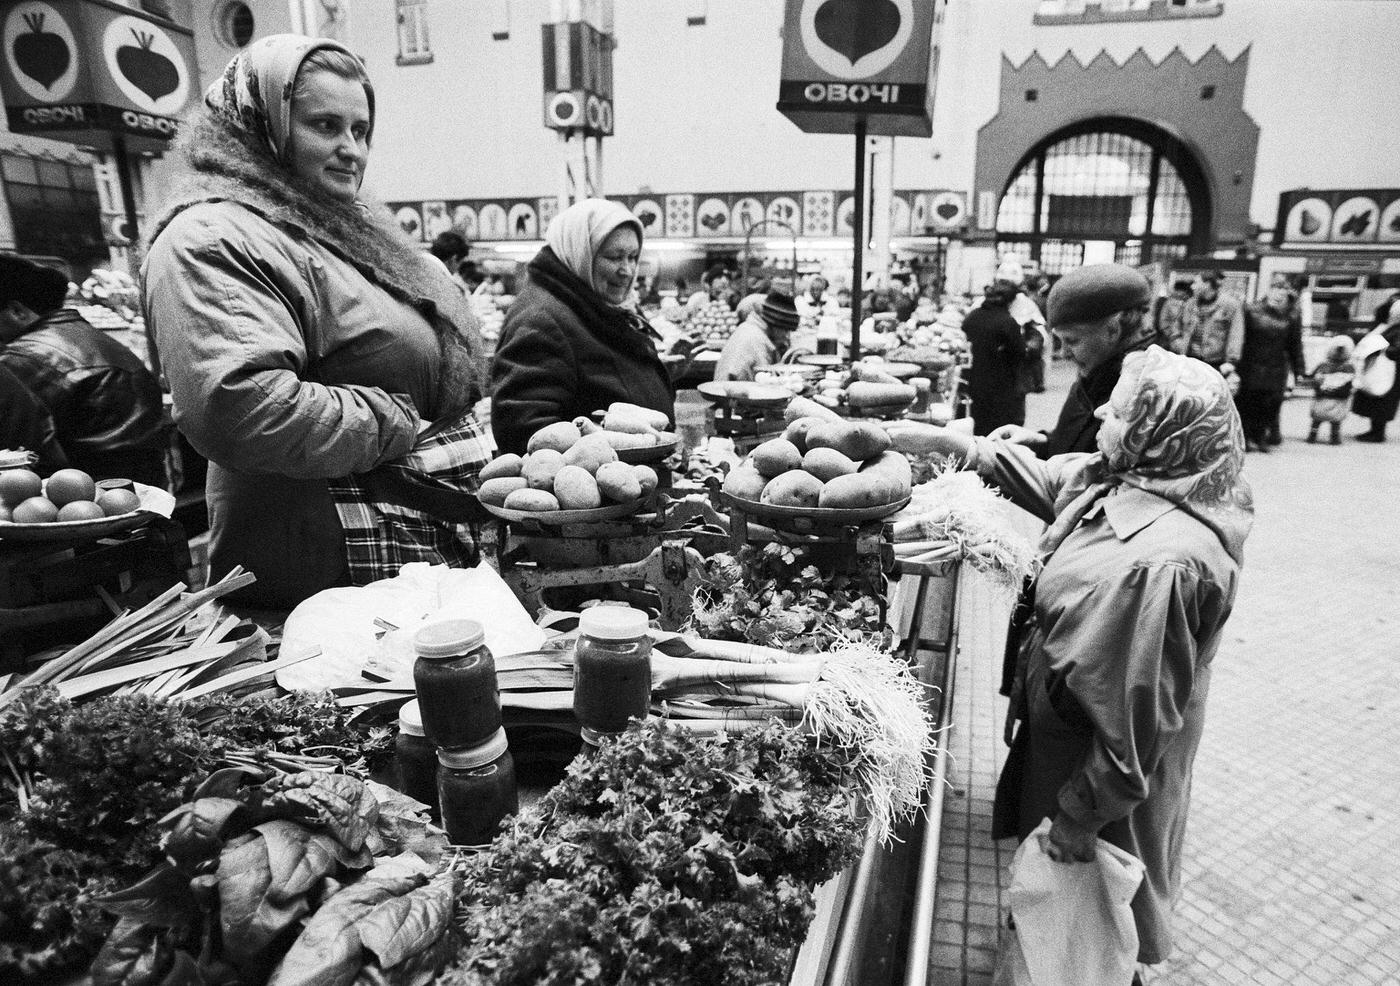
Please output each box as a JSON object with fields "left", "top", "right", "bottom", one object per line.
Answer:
{"left": 489, "top": 487, "right": 729, "bottom": 632}
{"left": 695, "top": 379, "right": 804, "bottom": 453}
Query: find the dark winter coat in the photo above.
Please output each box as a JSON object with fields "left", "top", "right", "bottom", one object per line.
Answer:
{"left": 0, "top": 363, "right": 67, "bottom": 474}
{"left": 490, "top": 247, "right": 674, "bottom": 455}
{"left": 1239, "top": 301, "right": 1305, "bottom": 395}
{"left": 0, "top": 309, "right": 165, "bottom": 486}
{"left": 963, "top": 299, "right": 1025, "bottom": 436}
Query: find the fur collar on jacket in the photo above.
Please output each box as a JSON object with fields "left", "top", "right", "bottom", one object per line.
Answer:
{"left": 145, "top": 112, "right": 483, "bottom": 415}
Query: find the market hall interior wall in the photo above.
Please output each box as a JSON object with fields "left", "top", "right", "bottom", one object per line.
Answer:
{"left": 342, "top": 0, "right": 941, "bottom": 203}
{"left": 928, "top": 0, "right": 1400, "bottom": 240}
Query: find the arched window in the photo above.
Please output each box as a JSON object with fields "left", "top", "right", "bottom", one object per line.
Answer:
{"left": 995, "top": 120, "right": 1207, "bottom": 274}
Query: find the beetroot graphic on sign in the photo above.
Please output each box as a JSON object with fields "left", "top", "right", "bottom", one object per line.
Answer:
{"left": 935, "top": 201, "right": 960, "bottom": 221}
{"left": 797, "top": 0, "right": 914, "bottom": 80}
{"left": 813, "top": 0, "right": 901, "bottom": 67}
{"left": 12, "top": 11, "right": 68, "bottom": 90}
{"left": 116, "top": 28, "right": 178, "bottom": 102}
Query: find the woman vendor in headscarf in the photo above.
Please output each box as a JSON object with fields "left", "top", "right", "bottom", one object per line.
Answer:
{"left": 489, "top": 199, "right": 674, "bottom": 455}
{"left": 888, "top": 347, "right": 1253, "bottom": 975}
{"left": 142, "top": 35, "right": 490, "bottom": 610}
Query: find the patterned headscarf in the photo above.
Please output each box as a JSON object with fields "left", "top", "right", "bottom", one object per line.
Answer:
{"left": 1042, "top": 346, "right": 1253, "bottom": 563}
{"left": 544, "top": 198, "right": 643, "bottom": 304}
{"left": 204, "top": 34, "right": 372, "bottom": 168}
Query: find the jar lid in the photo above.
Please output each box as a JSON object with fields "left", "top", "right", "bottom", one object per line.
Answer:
{"left": 0, "top": 450, "right": 36, "bottom": 469}
{"left": 414, "top": 618, "right": 486, "bottom": 658}
{"left": 397, "top": 699, "right": 425, "bottom": 737}
{"left": 578, "top": 606, "right": 650, "bottom": 641}
{"left": 436, "top": 727, "right": 508, "bottom": 768}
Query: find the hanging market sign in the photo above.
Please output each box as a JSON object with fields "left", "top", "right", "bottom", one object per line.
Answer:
{"left": 541, "top": 16, "right": 614, "bottom": 136}
{"left": 0, "top": 0, "right": 195, "bottom": 153}
{"left": 1274, "top": 188, "right": 1400, "bottom": 248}
{"left": 776, "top": 0, "right": 938, "bottom": 138}
{"left": 389, "top": 189, "right": 968, "bottom": 243}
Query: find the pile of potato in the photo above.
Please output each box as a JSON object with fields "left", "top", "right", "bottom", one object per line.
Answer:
{"left": 479, "top": 403, "right": 670, "bottom": 512}
{"left": 806, "top": 361, "right": 918, "bottom": 417}
{"left": 723, "top": 416, "right": 912, "bottom": 510}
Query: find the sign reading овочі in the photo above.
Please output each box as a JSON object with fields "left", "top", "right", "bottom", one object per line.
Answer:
{"left": 776, "top": 0, "right": 937, "bottom": 138}
{"left": 0, "top": 0, "right": 196, "bottom": 153}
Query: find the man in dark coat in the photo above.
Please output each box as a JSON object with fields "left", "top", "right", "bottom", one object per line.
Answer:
{"left": 991, "top": 263, "right": 1155, "bottom": 457}
{"left": 0, "top": 256, "right": 166, "bottom": 486}
{"left": 0, "top": 363, "right": 67, "bottom": 473}
{"left": 963, "top": 280, "right": 1026, "bottom": 436}
{"left": 1237, "top": 285, "right": 1305, "bottom": 452}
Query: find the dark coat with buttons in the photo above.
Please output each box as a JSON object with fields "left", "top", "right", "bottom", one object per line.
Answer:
{"left": 489, "top": 247, "right": 674, "bottom": 455}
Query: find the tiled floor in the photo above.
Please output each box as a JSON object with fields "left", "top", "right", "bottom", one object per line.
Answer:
{"left": 928, "top": 363, "right": 1400, "bottom": 984}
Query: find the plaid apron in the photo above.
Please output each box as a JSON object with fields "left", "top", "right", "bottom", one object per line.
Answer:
{"left": 326, "top": 412, "right": 492, "bottom": 585}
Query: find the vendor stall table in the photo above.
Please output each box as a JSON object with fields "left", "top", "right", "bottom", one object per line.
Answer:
{"left": 0, "top": 517, "right": 191, "bottom": 673}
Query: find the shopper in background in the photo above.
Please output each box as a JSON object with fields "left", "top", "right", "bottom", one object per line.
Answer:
{"left": 997, "top": 257, "right": 1050, "bottom": 395}
{"left": 991, "top": 264, "right": 1156, "bottom": 457}
{"left": 143, "top": 35, "right": 490, "bottom": 609}
{"left": 0, "top": 362, "right": 67, "bottom": 474}
{"left": 1179, "top": 271, "right": 1244, "bottom": 378}
{"left": 1235, "top": 285, "right": 1305, "bottom": 452}
{"left": 429, "top": 230, "right": 470, "bottom": 283}
{"left": 888, "top": 346, "right": 1252, "bottom": 974}
{"left": 796, "top": 274, "right": 828, "bottom": 319}
{"left": 0, "top": 254, "right": 166, "bottom": 487}
{"left": 1307, "top": 336, "right": 1354, "bottom": 445}
{"left": 1155, "top": 279, "right": 1193, "bottom": 352}
{"left": 687, "top": 264, "right": 733, "bottom": 317}
{"left": 963, "top": 279, "right": 1026, "bottom": 436}
{"left": 491, "top": 198, "right": 673, "bottom": 455}
{"left": 1352, "top": 300, "right": 1400, "bottom": 443}
{"left": 712, "top": 291, "right": 800, "bottom": 382}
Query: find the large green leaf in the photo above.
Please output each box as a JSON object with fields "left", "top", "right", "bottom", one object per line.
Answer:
{"left": 265, "top": 871, "right": 424, "bottom": 986}
{"left": 260, "top": 774, "right": 379, "bottom": 851}
{"left": 95, "top": 863, "right": 196, "bottom": 929}
{"left": 256, "top": 819, "right": 372, "bottom": 903}
{"left": 355, "top": 872, "right": 456, "bottom": 969}
{"left": 215, "top": 832, "right": 308, "bottom": 977}
{"left": 89, "top": 916, "right": 171, "bottom": 986}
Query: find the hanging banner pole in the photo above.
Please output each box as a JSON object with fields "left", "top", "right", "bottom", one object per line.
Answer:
{"left": 850, "top": 115, "right": 867, "bottom": 364}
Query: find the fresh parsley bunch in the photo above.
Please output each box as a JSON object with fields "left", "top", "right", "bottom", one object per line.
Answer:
{"left": 447, "top": 721, "right": 864, "bottom": 986}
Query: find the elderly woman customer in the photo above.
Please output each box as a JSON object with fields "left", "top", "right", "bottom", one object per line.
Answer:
{"left": 490, "top": 199, "right": 674, "bottom": 455}
{"left": 143, "top": 35, "right": 490, "bottom": 610}
{"left": 889, "top": 346, "right": 1253, "bottom": 974}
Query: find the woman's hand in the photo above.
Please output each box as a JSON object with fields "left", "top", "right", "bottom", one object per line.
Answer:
{"left": 1044, "top": 811, "right": 1099, "bottom": 863}
{"left": 988, "top": 424, "right": 1046, "bottom": 447}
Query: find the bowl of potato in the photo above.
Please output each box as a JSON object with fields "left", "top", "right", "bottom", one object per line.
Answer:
{"left": 477, "top": 416, "right": 663, "bottom": 523}
{"left": 719, "top": 417, "right": 912, "bottom": 528}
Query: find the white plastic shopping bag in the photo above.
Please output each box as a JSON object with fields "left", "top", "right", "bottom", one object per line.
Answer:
{"left": 991, "top": 817, "right": 1145, "bottom": 986}
{"left": 277, "top": 562, "right": 547, "bottom": 692}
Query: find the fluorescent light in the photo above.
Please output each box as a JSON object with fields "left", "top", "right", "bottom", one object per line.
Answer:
{"left": 478, "top": 241, "right": 544, "bottom": 254}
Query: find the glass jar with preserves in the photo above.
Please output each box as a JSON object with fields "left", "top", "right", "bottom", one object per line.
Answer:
{"left": 436, "top": 727, "right": 517, "bottom": 846}
{"left": 393, "top": 699, "right": 438, "bottom": 820}
{"left": 412, "top": 618, "right": 500, "bottom": 751}
{"left": 573, "top": 606, "right": 652, "bottom": 742}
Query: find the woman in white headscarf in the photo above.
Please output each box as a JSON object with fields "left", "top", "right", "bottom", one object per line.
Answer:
{"left": 489, "top": 198, "right": 674, "bottom": 455}
{"left": 889, "top": 346, "right": 1253, "bottom": 972}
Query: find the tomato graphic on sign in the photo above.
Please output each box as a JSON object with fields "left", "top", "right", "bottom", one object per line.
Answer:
{"left": 3, "top": 2, "right": 79, "bottom": 101}
{"left": 101, "top": 14, "right": 188, "bottom": 115}
{"left": 800, "top": 0, "right": 913, "bottom": 80}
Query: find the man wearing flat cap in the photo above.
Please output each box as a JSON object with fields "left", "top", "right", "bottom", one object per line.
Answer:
{"left": 990, "top": 263, "right": 1157, "bottom": 457}
{"left": 712, "top": 291, "right": 800, "bottom": 382}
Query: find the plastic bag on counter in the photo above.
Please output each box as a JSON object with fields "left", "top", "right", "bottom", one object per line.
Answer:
{"left": 277, "top": 562, "right": 546, "bottom": 693}
{"left": 991, "top": 817, "right": 1145, "bottom": 986}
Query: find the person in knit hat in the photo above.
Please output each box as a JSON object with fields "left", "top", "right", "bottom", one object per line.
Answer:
{"left": 713, "top": 291, "right": 799, "bottom": 382}
{"left": 990, "top": 263, "right": 1155, "bottom": 457}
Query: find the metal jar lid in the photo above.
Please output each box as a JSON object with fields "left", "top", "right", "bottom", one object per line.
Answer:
{"left": 436, "top": 727, "right": 508, "bottom": 769}
{"left": 397, "top": 699, "right": 425, "bottom": 738}
{"left": 414, "top": 618, "right": 486, "bottom": 659}
{"left": 578, "top": 606, "right": 649, "bottom": 641}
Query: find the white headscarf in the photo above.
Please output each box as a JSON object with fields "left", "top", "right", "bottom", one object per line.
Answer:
{"left": 544, "top": 198, "right": 643, "bottom": 303}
